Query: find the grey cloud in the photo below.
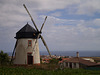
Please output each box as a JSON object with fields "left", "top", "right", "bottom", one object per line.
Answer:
{"left": 0, "top": 0, "right": 100, "bottom": 52}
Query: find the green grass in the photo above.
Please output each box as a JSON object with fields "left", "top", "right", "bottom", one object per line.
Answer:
{"left": 0, "top": 66, "right": 100, "bottom": 75}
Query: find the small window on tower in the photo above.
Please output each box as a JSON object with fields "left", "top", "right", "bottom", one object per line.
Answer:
{"left": 28, "top": 40, "right": 32, "bottom": 47}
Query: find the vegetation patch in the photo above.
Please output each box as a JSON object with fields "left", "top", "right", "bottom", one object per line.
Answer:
{"left": 0, "top": 66, "right": 100, "bottom": 75}
{"left": 0, "top": 50, "right": 10, "bottom": 65}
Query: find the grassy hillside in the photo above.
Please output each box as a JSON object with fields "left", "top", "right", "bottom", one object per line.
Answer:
{"left": 0, "top": 66, "right": 100, "bottom": 75}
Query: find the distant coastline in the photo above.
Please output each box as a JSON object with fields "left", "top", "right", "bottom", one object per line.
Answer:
{"left": 40, "top": 51, "right": 100, "bottom": 57}
{"left": 7, "top": 50, "right": 100, "bottom": 57}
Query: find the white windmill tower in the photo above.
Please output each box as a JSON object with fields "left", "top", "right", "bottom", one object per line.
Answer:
{"left": 11, "top": 4, "right": 51, "bottom": 65}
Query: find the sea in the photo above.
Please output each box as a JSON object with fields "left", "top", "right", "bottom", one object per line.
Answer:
{"left": 7, "top": 51, "right": 100, "bottom": 57}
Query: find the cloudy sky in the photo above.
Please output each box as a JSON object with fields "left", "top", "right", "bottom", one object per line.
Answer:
{"left": 0, "top": 0, "right": 100, "bottom": 52}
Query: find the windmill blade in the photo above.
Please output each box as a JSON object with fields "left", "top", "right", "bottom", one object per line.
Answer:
{"left": 32, "top": 39, "right": 38, "bottom": 55}
{"left": 23, "top": 4, "right": 39, "bottom": 31}
{"left": 40, "top": 16, "right": 47, "bottom": 32}
{"left": 11, "top": 40, "right": 18, "bottom": 62}
{"left": 32, "top": 34, "right": 40, "bottom": 55}
{"left": 40, "top": 35, "right": 51, "bottom": 57}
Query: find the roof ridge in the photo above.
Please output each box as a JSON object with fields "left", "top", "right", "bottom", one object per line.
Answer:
{"left": 17, "top": 23, "right": 37, "bottom": 33}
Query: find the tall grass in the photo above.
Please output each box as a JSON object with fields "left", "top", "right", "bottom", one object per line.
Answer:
{"left": 0, "top": 66, "right": 100, "bottom": 75}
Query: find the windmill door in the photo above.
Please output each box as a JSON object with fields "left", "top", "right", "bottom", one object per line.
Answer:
{"left": 27, "top": 53, "right": 33, "bottom": 65}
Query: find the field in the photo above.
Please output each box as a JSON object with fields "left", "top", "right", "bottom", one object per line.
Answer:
{"left": 0, "top": 66, "right": 100, "bottom": 75}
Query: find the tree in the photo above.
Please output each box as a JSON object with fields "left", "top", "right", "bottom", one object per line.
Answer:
{"left": 58, "top": 57, "right": 62, "bottom": 61}
{"left": 0, "top": 50, "right": 9, "bottom": 65}
{"left": 49, "top": 58, "right": 59, "bottom": 64}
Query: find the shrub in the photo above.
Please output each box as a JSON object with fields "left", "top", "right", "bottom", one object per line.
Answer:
{"left": 49, "top": 58, "right": 59, "bottom": 64}
{"left": 0, "top": 50, "right": 10, "bottom": 65}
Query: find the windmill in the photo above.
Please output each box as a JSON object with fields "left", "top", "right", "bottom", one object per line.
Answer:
{"left": 11, "top": 4, "right": 51, "bottom": 65}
